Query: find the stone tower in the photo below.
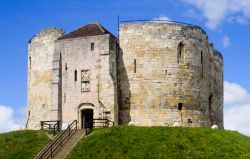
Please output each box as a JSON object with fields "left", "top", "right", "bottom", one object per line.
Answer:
{"left": 118, "top": 21, "right": 223, "bottom": 128}
{"left": 27, "top": 28, "right": 64, "bottom": 129}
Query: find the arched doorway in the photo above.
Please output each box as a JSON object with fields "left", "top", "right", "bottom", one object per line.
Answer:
{"left": 78, "top": 103, "right": 94, "bottom": 129}
{"left": 81, "top": 109, "right": 93, "bottom": 129}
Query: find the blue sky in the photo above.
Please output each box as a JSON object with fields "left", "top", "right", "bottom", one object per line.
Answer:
{"left": 0, "top": 0, "right": 250, "bottom": 135}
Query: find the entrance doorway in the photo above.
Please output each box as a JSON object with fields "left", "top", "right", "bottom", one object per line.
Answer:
{"left": 81, "top": 109, "right": 93, "bottom": 129}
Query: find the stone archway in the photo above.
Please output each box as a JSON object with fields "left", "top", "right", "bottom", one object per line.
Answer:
{"left": 77, "top": 103, "right": 94, "bottom": 129}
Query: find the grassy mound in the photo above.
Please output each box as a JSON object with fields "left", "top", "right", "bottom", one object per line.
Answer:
{"left": 0, "top": 130, "right": 49, "bottom": 159}
{"left": 67, "top": 126, "right": 250, "bottom": 159}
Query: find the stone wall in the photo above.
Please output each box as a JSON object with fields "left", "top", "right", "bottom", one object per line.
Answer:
{"left": 118, "top": 22, "right": 223, "bottom": 127}
{"left": 53, "top": 34, "right": 118, "bottom": 128}
{"left": 27, "top": 28, "right": 64, "bottom": 129}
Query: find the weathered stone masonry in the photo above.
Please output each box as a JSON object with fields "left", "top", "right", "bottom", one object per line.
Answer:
{"left": 27, "top": 28, "right": 64, "bottom": 129}
{"left": 27, "top": 21, "right": 223, "bottom": 129}
{"left": 118, "top": 22, "right": 223, "bottom": 128}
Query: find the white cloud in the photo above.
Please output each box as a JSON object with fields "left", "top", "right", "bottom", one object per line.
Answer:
{"left": 152, "top": 15, "right": 171, "bottom": 21}
{"left": 182, "top": 0, "right": 250, "bottom": 29}
{"left": 224, "top": 81, "right": 250, "bottom": 136}
{"left": 0, "top": 106, "right": 26, "bottom": 133}
{"left": 184, "top": 9, "right": 203, "bottom": 20}
{"left": 222, "top": 36, "right": 231, "bottom": 48}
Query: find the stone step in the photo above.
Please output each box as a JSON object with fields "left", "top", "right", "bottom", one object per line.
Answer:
{"left": 53, "top": 130, "right": 85, "bottom": 159}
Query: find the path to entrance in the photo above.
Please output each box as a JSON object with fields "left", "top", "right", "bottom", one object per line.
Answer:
{"left": 53, "top": 129, "right": 85, "bottom": 159}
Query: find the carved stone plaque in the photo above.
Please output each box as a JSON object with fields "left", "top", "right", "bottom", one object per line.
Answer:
{"left": 81, "top": 70, "right": 90, "bottom": 92}
{"left": 81, "top": 81, "right": 90, "bottom": 92}
{"left": 81, "top": 70, "right": 90, "bottom": 81}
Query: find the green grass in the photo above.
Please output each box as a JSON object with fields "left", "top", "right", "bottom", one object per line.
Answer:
{"left": 67, "top": 126, "right": 250, "bottom": 159}
{"left": 0, "top": 130, "right": 49, "bottom": 159}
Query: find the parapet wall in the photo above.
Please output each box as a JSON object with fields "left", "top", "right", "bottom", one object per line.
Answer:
{"left": 27, "top": 28, "right": 64, "bottom": 129}
{"left": 118, "top": 21, "right": 223, "bottom": 127}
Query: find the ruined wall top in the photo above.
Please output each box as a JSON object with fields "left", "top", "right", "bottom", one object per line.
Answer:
{"left": 29, "top": 28, "right": 64, "bottom": 44}
{"left": 120, "top": 20, "right": 209, "bottom": 41}
{"left": 213, "top": 49, "right": 223, "bottom": 63}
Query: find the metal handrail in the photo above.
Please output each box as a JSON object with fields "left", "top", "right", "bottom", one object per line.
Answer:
{"left": 41, "top": 120, "right": 60, "bottom": 130}
{"left": 85, "top": 118, "right": 114, "bottom": 134}
{"left": 52, "top": 122, "right": 60, "bottom": 135}
{"left": 35, "top": 120, "right": 77, "bottom": 159}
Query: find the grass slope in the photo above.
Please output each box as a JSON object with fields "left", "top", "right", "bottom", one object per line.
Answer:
{"left": 0, "top": 130, "right": 49, "bottom": 159}
{"left": 67, "top": 126, "right": 250, "bottom": 159}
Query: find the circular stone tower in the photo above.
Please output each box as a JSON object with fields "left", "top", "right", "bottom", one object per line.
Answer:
{"left": 27, "top": 28, "right": 64, "bottom": 129}
{"left": 118, "top": 21, "right": 223, "bottom": 128}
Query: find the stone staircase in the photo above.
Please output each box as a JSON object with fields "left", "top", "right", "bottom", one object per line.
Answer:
{"left": 34, "top": 118, "right": 113, "bottom": 159}
{"left": 34, "top": 120, "right": 80, "bottom": 159}
{"left": 53, "top": 130, "right": 85, "bottom": 159}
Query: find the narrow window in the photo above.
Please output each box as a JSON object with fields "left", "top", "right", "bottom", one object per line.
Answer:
{"left": 201, "top": 51, "right": 203, "bottom": 77}
{"left": 177, "top": 42, "right": 184, "bottom": 63}
{"left": 91, "top": 43, "right": 94, "bottom": 51}
{"left": 74, "top": 70, "right": 77, "bottom": 81}
{"left": 201, "top": 51, "right": 203, "bottom": 64}
{"left": 65, "top": 63, "right": 67, "bottom": 70}
{"left": 64, "top": 93, "right": 66, "bottom": 103}
{"left": 134, "top": 59, "right": 136, "bottom": 73}
{"left": 29, "top": 56, "right": 31, "bottom": 69}
{"left": 178, "top": 103, "right": 183, "bottom": 111}
{"left": 209, "top": 95, "right": 213, "bottom": 111}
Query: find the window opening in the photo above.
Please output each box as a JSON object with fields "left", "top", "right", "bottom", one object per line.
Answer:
{"left": 177, "top": 42, "right": 184, "bottom": 63}
{"left": 91, "top": 43, "right": 94, "bottom": 51}
{"left": 29, "top": 56, "right": 31, "bottom": 69}
{"left": 209, "top": 95, "right": 213, "bottom": 111}
{"left": 74, "top": 70, "right": 77, "bottom": 81}
{"left": 178, "top": 103, "right": 183, "bottom": 111}
{"left": 134, "top": 59, "right": 136, "bottom": 73}
{"left": 201, "top": 51, "right": 203, "bottom": 77}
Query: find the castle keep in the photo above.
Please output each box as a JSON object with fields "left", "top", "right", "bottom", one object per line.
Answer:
{"left": 27, "top": 21, "right": 223, "bottom": 129}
